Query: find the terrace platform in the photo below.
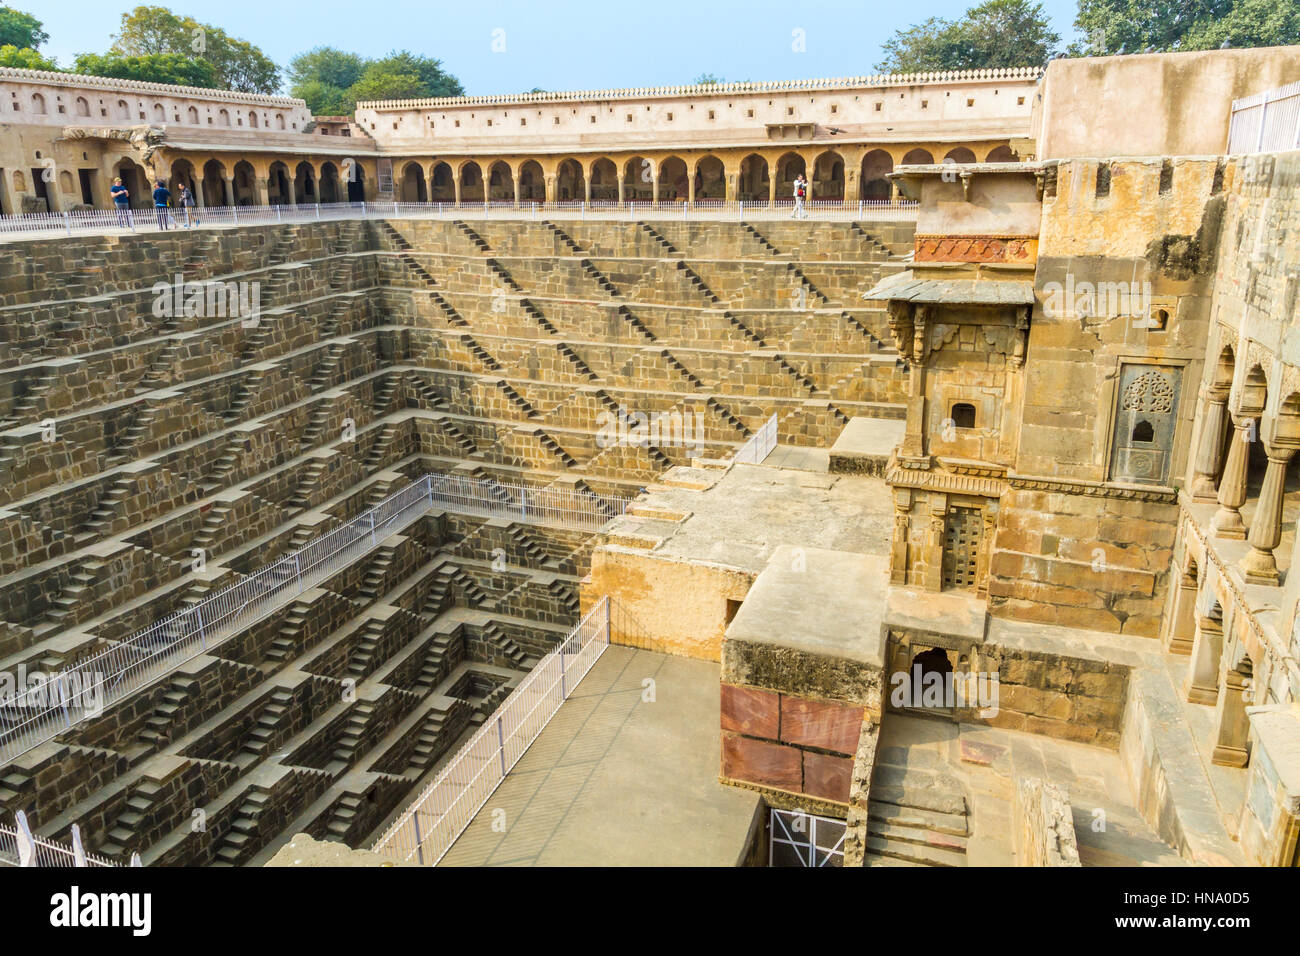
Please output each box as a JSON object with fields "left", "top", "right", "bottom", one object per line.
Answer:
{"left": 439, "top": 645, "right": 760, "bottom": 866}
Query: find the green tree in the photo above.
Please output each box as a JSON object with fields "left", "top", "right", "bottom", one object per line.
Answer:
{"left": 288, "top": 47, "right": 365, "bottom": 92}
{"left": 108, "top": 5, "right": 280, "bottom": 93}
{"left": 877, "top": 0, "right": 1060, "bottom": 72}
{"left": 693, "top": 72, "right": 724, "bottom": 85}
{"left": 359, "top": 51, "right": 463, "bottom": 98}
{"left": 1074, "top": 0, "right": 1300, "bottom": 54}
{"left": 293, "top": 79, "right": 355, "bottom": 115}
{"left": 0, "top": 5, "right": 47, "bottom": 49}
{"left": 0, "top": 42, "right": 55, "bottom": 70}
{"left": 73, "top": 51, "right": 219, "bottom": 88}
{"left": 348, "top": 71, "right": 425, "bottom": 104}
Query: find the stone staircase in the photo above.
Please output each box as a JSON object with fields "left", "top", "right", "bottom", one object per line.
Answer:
{"left": 862, "top": 759, "right": 970, "bottom": 867}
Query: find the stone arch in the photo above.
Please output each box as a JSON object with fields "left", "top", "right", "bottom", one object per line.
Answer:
{"left": 1239, "top": 364, "right": 1269, "bottom": 417}
{"left": 170, "top": 158, "right": 199, "bottom": 200}
{"left": 114, "top": 159, "right": 149, "bottom": 209}
{"left": 30, "top": 92, "right": 45, "bottom": 114}
{"left": 294, "top": 161, "right": 316, "bottom": 203}
{"left": 459, "top": 161, "right": 485, "bottom": 202}
{"left": 75, "top": 96, "right": 90, "bottom": 118}
{"left": 694, "top": 155, "right": 726, "bottom": 201}
{"left": 486, "top": 160, "right": 514, "bottom": 202}
{"left": 1213, "top": 344, "right": 1236, "bottom": 389}
{"left": 775, "top": 152, "right": 806, "bottom": 204}
{"left": 624, "top": 156, "right": 653, "bottom": 200}
{"left": 861, "top": 149, "right": 894, "bottom": 202}
{"left": 944, "top": 146, "right": 977, "bottom": 164}
{"left": 399, "top": 161, "right": 427, "bottom": 202}
{"left": 152, "top": 103, "right": 166, "bottom": 122}
{"left": 518, "top": 160, "right": 545, "bottom": 202}
{"left": 346, "top": 161, "right": 365, "bottom": 203}
{"left": 268, "top": 161, "right": 292, "bottom": 205}
{"left": 202, "top": 158, "right": 228, "bottom": 206}
{"left": 232, "top": 160, "right": 257, "bottom": 205}
{"left": 590, "top": 158, "right": 617, "bottom": 201}
{"left": 186, "top": 105, "right": 199, "bottom": 124}
{"left": 813, "top": 150, "right": 845, "bottom": 200}
{"left": 556, "top": 158, "right": 584, "bottom": 201}
{"left": 429, "top": 161, "right": 454, "bottom": 201}
{"left": 737, "top": 153, "right": 770, "bottom": 202}
{"left": 58, "top": 169, "right": 74, "bottom": 196}
{"left": 116, "top": 99, "right": 130, "bottom": 119}
{"left": 275, "top": 113, "right": 286, "bottom": 130}
{"left": 902, "top": 147, "right": 934, "bottom": 165}
{"left": 986, "top": 144, "right": 1016, "bottom": 162}
{"left": 218, "top": 108, "right": 230, "bottom": 127}
{"left": 11, "top": 170, "right": 24, "bottom": 193}
{"left": 248, "top": 111, "right": 259, "bottom": 129}
{"left": 319, "top": 162, "right": 341, "bottom": 203}
{"left": 658, "top": 156, "right": 688, "bottom": 201}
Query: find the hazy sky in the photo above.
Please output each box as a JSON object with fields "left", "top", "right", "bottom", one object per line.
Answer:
{"left": 25, "top": 0, "right": 1085, "bottom": 95}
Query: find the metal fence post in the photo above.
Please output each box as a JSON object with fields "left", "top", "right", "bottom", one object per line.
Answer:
{"left": 603, "top": 596, "right": 611, "bottom": 644}
{"left": 497, "top": 716, "right": 506, "bottom": 775}
{"left": 369, "top": 509, "right": 376, "bottom": 546}
{"left": 560, "top": 647, "right": 567, "bottom": 698}
{"left": 411, "top": 811, "right": 425, "bottom": 866}
{"left": 196, "top": 604, "right": 207, "bottom": 651}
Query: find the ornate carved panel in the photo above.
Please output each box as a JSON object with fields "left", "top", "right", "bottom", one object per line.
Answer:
{"left": 1109, "top": 363, "right": 1182, "bottom": 486}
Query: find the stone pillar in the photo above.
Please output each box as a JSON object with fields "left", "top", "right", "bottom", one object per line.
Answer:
{"left": 688, "top": 175, "right": 697, "bottom": 205}
{"left": 1163, "top": 565, "right": 1198, "bottom": 655}
{"left": 617, "top": 174, "right": 625, "bottom": 204}
{"left": 453, "top": 176, "right": 462, "bottom": 205}
{"left": 890, "top": 490, "right": 911, "bottom": 586}
{"left": 768, "top": 173, "right": 777, "bottom": 205}
{"left": 223, "top": 177, "right": 235, "bottom": 206}
{"left": 255, "top": 177, "right": 271, "bottom": 206}
{"left": 584, "top": 176, "right": 592, "bottom": 203}
{"left": 1240, "top": 446, "right": 1295, "bottom": 584}
{"left": 426, "top": 174, "right": 436, "bottom": 204}
{"left": 286, "top": 180, "right": 297, "bottom": 206}
{"left": 1185, "top": 614, "right": 1223, "bottom": 705}
{"left": 512, "top": 175, "right": 521, "bottom": 206}
{"left": 1190, "top": 386, "right": 1230, "bottom": 501}
{"left": 1211, "top": 415, "right": 1252, "bottom": 538}
{"left": 544, "top": 174, "right": 555, "bottom": 204}
{"left": 651, "top": 175, "right": 659, "bottom": 204}
{"left": 1211, "top": 663, "right": 1252, "bottom": 767}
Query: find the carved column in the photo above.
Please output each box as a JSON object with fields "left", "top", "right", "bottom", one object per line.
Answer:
{"left": 1211, "top": 662, "right": 1252, "bottom": 767}
{"left": 255, "top": 177, "right": 270, "bottom": 206}
{"left": 1240, "top": 445, "right": 1295, "bottom": 584}
{"left": 1163, "top": 564, "right": 1198, "bottom": 655}
{"left": 617, "top": 174, "right": 625, "bottom": 204}
{"left": 1190, "top": 385, "right": 1230, "bottom": 500}
{"left": 651, "top": 174, "right": 659, "bottom": 204}
{"left": 1210, "top": 414, "right": 1252, "bottom": 538}
{"left": 1185, "top": 614, "right": 1223, "bottom": 705}
{"left": 222, "top": 177, "right": 234, "bottom": 206}
{"left": 890, "top": 490, "right": 911, "bottom": 586}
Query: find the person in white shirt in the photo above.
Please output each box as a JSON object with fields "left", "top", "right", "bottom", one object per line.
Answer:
{"left": 790, "top": 174, "right": 809, "bottom": 219}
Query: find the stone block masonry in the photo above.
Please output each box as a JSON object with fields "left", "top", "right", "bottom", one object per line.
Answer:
{"left": 0, "top": 216, "right": 908, "bottom": 864}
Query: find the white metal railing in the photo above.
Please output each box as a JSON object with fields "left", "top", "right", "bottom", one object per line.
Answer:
{"left": 1228, "top": 80, "right": 1300, "bottom": 154}
{"left": 0, "top": 198, "right": 918, "bottom": 240}
{"left": 732, "top": 413, "right": 778, "bottom": 465}
{"left": 0, "top": 812, "right": 122, "bottom": 867}
{"left": 371, "top": 596, "right": 611, "bottom": 865}
{"left": 0, "top": 472, "right": 629, "bottom": 765}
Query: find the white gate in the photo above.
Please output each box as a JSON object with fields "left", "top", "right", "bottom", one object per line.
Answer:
{"left": 769, "top": 808, "right": 845, "bottom": 867}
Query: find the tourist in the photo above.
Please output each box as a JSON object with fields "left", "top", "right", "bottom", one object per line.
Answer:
{"left": 110, "top": 177, "right": 131, "bottom": 228}
{"left": 153, "top": 180, "right": 172, "bottom": 230}
{"left": 178, "top": 184, "right": 198, "bottom": 228}
{"left": 791, "top": 174, "right": 809, "bottom": 219}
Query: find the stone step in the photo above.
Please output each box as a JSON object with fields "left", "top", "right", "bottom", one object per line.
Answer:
{"left": 863, "top": 833, "right": 966, "bottom": 867}
{"left": 866, "top": 798, "right": 968, "bottom": 837}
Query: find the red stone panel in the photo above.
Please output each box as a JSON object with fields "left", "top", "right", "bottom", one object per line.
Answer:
{"left": 720, "top": 683, "right": 780, "bottom": 740}
{"left": 802, "top": 751, "right": 853, "bottom": 803}
{"left": 721, "top": 732, "right": 802, "bottom": 792}
{"left": 779, "top": 696, "right": 863, "bottom": 754}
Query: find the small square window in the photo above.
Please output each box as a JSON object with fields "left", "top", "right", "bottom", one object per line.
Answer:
{"left": 787, "top": 106, "right": 794, "bottom": 115}
{"left": 1017, "top": 96, "right": 1025, "bottom": 106}
{"left": 966, "top": 98, "right": 974, "bottom": 107}
{"left": 921, "top": 100, "right": 928, "bottom": 109}
{"left": 746, "top": 109, "right": 753, "bottom": 118}
{"left": 830, "top": 104, "right": 837, "bottom": 113}
{"left": 874, "top": 103, "right": 882, "bottom": 112}
{"left": 626, "top": 113, "right": 632, "bottom": 122}
{"left": 708, "top": 110, "right": 715, "bottom": 119}
{"left": 589, "top": 115, "right": 596, "bottom": 123}
{"left": 667, "top": 112, "right": 673, "bottom": 121}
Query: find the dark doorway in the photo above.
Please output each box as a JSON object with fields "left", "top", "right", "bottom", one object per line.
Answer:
{"left": 78, "top": 169, "right": 96, "bottom": 206}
